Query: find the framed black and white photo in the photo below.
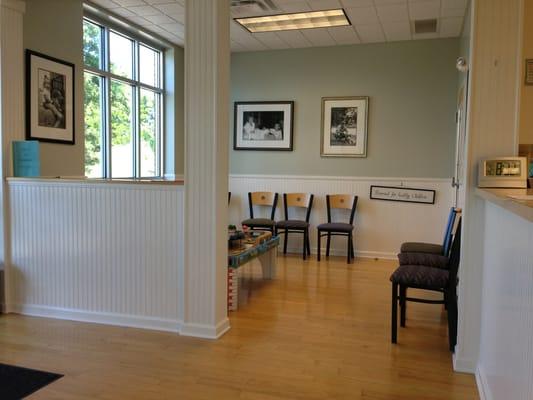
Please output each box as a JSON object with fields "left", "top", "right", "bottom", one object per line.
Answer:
{"left": 234, "top": 101, "right": 294, "bottom": 151}
{"left": 26, "top": 50, "right": 75, "bottom": 144}
{"left": 321, "top": 96, "right": 368, "bottom": 157}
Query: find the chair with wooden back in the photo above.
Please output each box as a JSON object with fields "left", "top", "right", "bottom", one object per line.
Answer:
{"left": 241, "top": 191, "right": 279, "bottom": 234}
{"left": 275, "top": 193, "right": 314, "bottom": 260}
{"left": 317, "top": 194, "right": 358, "bottom": 264}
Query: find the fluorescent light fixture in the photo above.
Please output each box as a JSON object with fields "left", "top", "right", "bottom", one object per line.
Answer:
{"left": 235, "top": 9, "right": 351, "bottom": 33}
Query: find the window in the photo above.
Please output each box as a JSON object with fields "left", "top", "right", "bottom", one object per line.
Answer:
{"left": 83, "top": 18, "right": 163, "bottom": 178}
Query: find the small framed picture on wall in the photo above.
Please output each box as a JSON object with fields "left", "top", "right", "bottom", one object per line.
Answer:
{"left": 321, "top": 96, "right": 369, "bottom": 157}
{"left": 234, "top": 101, "right": 294, "bottom": 151}
{"left": 26, "top": 49, "right": 75, "bottom": 144}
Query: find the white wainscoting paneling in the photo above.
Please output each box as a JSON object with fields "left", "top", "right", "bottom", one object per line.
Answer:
{"left": 7, "top": 180, "right": 184, "bottom": 332}
{"left": 476, "top": 201, "right": 533, "bottom": 400}
{"left": 229, "top": 174, "right": 454, "bottom": 259}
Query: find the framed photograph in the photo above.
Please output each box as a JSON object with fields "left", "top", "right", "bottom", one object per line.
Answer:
{"left": 234, "top": 101, "right": 294, "bottom": 151}
{"left": 26, "top": 50, "right": 75, "bottom": 144}
{"left": 321, "top": 96, "right": 369, "bottom": 157}
{"left": 370, "top": 186, "right": 436, "bottom": 205}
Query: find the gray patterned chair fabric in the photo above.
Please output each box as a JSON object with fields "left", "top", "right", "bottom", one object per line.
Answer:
{"left": 390, "top": 264, "right": 449, "bottom": 289}
{"left": 397, "top": 252, "right": 449, "bottom": 269}
{"left": 276, "top": 220, "right": 309, "bottom": 229}
{"left": 400, "top": 242, "right": 443, "bottom": 255}
{"left": 316, "top": 222, "right": 354, "bottom": 233}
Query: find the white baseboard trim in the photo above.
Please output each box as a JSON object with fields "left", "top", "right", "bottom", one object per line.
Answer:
{"left": 453, "top": 353, "right": 477, "bottom": 373}
{"left": 180, "top": 317, "right": 231, "bottom": 339}
{"left": 283, "top": 246, "right": 397, "bottom": 260}
{"left": 10, "top": 304, "right": 182, "bottom": 333}
{"left": 476, "top": 365, "right": 491, "bottom": 400}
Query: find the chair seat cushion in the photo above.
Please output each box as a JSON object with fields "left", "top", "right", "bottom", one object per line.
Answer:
{"left": 317, "top": 223, "right": 354, "bottom": 232}
{"left": 400, "top": 242, "right": 443, "bottom": 255}
{"left": 390, "top": 264, "right": 449, "bottom": 289}
{"left": 276, "top": 220, "right": 309, "bottom": 229}
{"left": 242, "top": 218, "right": 275, "bottom": 228}
{"left": 398, "top": 252, "right": 449, "bottom": 269}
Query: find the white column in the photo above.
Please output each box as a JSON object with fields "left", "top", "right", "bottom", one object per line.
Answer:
{"left": 0, "top": 0, "right": 26, "bottom": 312}
{"left": 181, "top": 0, "right": 230, "bottom": 338}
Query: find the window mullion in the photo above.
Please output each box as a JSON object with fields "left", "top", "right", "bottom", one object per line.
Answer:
{"left": 104, "top": 26, "right": 112, "bottom": 179}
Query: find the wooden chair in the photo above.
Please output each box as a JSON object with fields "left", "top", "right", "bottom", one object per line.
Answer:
{"left": 317, "top": 194, "right": 358, "bottom": 264}
{"left": 241, "top": 192, "right": 278, "bottom": 234}
{"left": 391, "top": 220, "right": 462, "bottom": 351}
{"left": 275, "top": 193, "right": 314, "bottom": 260}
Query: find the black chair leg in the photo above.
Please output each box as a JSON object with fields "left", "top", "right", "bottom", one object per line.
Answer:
{"left": 346, "top": 234, "right": 351, "bottom": 264}
{"left": 326, "top": 233, "right": 331, "bottom": 257}
{"left": 446, "top": 289, "right": 458, "bottom": 352}
{"left": 400, "top": 285, "right": 407, "bottom": 327}
{"left": 306, "top": 233, "right": 311, "bottom": 256}
{"left": 351, "top": 235, "right": 355, "bottom": 258}
{"left": 317, "top": 231, "right": 321, "bottom": 261}
{"left": 302, "top": 230, "right": 307, "bottom": 260}
{"left": 391, "top": 282, "right": 398, "bottom": 343}
{"left": 283, "top": 229, "right": 288, "bottom": 254}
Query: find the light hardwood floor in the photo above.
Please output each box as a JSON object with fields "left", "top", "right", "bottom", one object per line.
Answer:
{"left": 0, "top": 255, "right": 478, "bottom": 399}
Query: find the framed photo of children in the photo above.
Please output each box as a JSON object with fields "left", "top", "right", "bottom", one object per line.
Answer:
{"left": 26, "top": 50, "right": 75, "bottom": 144}
{"left": 234, "top": 101, "right": 294, "bottom": 151}
{"left": 321, "top": 96, "right": 369, "bottom": 157}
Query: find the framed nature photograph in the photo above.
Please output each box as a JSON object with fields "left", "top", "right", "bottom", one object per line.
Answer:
{"left": 321, "top": 96, "right": 369, "bottom": 157}
{"left": 26, "top": 50, "right": 75, "bottom": 144}
{"left": 234, "top": 101, "right": 294, "bottom": 151}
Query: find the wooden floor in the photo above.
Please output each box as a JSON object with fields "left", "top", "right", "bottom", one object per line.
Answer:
{"left": 0, "top": 255, "right": 478, "bottom": 399}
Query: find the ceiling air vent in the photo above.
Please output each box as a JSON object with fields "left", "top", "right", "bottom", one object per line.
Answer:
{"left": 231, "top": 0, "right": 279, "bottom": 15}
{"left": 413, "top": 19, "right": 438, "bottom": 34}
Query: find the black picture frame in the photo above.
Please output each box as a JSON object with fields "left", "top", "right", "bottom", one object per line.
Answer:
{"left": 234, "top": 101, "right": 294, "bottom": 151}
{"left": 26, "top": 49, "right": 75, "bottom": 145}
{"left": 369, "top": 185, "right": 436, "bottom": 205}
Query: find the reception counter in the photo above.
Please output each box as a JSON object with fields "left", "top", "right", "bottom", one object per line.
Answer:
{"left": 475, "top": 187, "right": 533, "bottom": 399}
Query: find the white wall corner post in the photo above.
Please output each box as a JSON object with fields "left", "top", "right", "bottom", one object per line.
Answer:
{"left": 0, "top": 0, "right": 26, "bottom": 313}
{"left": 181, "top": 0, "right": 231, "bottom": 339}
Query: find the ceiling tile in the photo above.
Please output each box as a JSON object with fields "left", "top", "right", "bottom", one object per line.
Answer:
{"left": 112, "top": 7, "right": 137, "bottom": 17}
{"left": 355, "top": 23, "right": 386, "bottom": 43}
{"left": 373, "top": 0, "right": 407, "bottom": 5}
{"left": 412, "top": 31, "right": 439, "bottom": 40}
{"left": 276, "top": 30, "right": 312, "bottom": 48}
{"left": 328, "top": 26, "right": 361, "bottom": 44}
{"left": 376, "top": 3, "right": 409, "bottom": 22}
{"left": 274, "top": 1, "right": 312, "bottom": 12}
{"left": 440, "top": 16, "right": 464, "bottom": 37}
{"left": 340, "top": 0, "right": 374, "bottom": 7}
{"left": 144, "top": 14, "right": 176, "bottom": 24}
{"left": 168, "top": 13, "right": 184, "bottom": 23}
{"left": 127, "top": 15, "right": 153, "bottom": 26}
{"left": 345, "top": 7, "right": 379, "bottom": 25}
{"left": 89, "top": 0, "right": 122, "bottom": 9}
{"left": 231, "top": 35, "right": 269, "bottom": 52}
{"left": 254, "top": 32, "right": 291, "bottom": 49}
{"left": 441, "top": 0, "right": 467, "bottom": 9}
{"left": 128, "top": 5, "right": 162, "bottom": 16}
{"left": 306, "top": 0, "right": 342, "bottom": 10}
{"left": 113, "top": 0, "right": 146, "bottom": 6}
{"left": 409, "top": 0, "right": 440, "bottom": 20}
{"left": 160, "top": 22, "right": 185, "bottom": 35}
{"left": 382, "top": 20, "right": 411, "bottom": 41}
{"left": 301, "top": 27, "right": 337, "bottom": 46}
{"left": 231, "top": 41, "right": 249, "bottom": 52}
{"left": 153, "top": 2, "right": 184, "bottom": 15}
{"left": 440, "top": 7, "right": 466, "bottom": 18}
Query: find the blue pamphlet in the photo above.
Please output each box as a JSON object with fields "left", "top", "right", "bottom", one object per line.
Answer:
{"left": 12, "top": 141, "right": 40, "bottom": 177}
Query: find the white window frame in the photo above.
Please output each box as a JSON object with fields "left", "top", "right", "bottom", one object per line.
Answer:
{"left": 83, "top": 17, "right": 164, "bottom": 179}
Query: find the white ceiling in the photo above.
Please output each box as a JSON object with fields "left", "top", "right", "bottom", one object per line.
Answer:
{"left": 89, "top": 0, "right": 467, "bottom": 51}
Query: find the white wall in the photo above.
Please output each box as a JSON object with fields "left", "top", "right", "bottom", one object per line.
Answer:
{"left": 7, "top": 179, "right": 184, "bottom": 332}
{"left": 477, "top": 202, "right": 533, "bottom": 400}
{"left": 229, "top": 174, "right": 454, "bottom": 258}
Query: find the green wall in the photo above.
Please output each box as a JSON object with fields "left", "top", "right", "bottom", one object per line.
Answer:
{"left": 24, "top": 0, "right": 85, "bottom": 177}
{"left": 230, "top": 39, "right": 460, "bottom": 178}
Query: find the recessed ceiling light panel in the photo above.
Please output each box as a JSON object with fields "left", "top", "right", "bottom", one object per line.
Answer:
{"left": 235, "top": 9, "right": 351, "bottom": 33}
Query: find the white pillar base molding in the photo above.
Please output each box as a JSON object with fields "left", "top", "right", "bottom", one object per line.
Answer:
{"left": 182, "top": 0, "right": 230, "bottom": 338}
{"left": 0, "top": 0, "right": 25, "bottom": 313}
